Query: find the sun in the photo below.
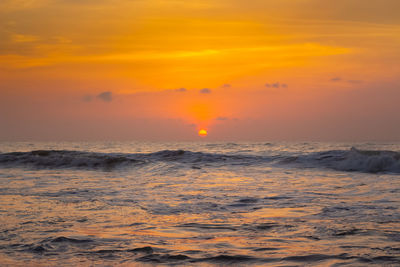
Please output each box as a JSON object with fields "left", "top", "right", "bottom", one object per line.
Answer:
{"left": 198, "top": 129, "right": 208, "bottom": 137}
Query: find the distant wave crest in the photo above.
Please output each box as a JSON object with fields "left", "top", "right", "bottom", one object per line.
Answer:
{"left": 0, "top": 150, "right": 144, "bottom": 170}
{"left": 0, "top": 147, "right": 399, "bottom": 174}
{"left": 0, "top": 149, "right": 257, "bottom": 170}
{"left": 290, "top": 147, "right": 400, "bottom": 174}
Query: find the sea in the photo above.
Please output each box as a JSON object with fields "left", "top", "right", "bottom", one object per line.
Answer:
{"left": 0, "top": 141, "right": 399, "bottom": 266}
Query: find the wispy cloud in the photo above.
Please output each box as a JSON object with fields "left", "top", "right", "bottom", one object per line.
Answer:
{"left": 199, "top": 88, "right": 212, "bottom": 94}
{"left": 0, "top": 0, "right": 50, "bottom": 11}
{"left": 82, "top": 95, "right": 93, "bottom": 102}
{"left": 347, "top": 79, "right": 363, "bottom": 84}
{"left": 330, "top": 77, "right": 363, "bottom": 84}
{"left": 96, "top": 91, "right": 112, "bottom": 102}
{"left": 265, "top": 82, "right": 288, "bottom": 88}
{"left": 11, "top": 34, "right": 39, "bottom": 43}
{"left": 216, "top": 116, "right": 229, "bottom": 121}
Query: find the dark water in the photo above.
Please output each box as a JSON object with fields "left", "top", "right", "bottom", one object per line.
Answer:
{"left": 0, "top": 142, "right": 399, "bottom": 266}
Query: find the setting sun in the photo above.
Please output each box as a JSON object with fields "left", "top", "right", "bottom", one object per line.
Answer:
{"left": 198, "top": 129, "right": 208, "bottom": 137}
{"left": 1, "top": 0, "right": 399, "bottom": 266}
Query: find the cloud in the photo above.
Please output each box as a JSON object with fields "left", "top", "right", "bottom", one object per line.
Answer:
{"left": 265, "top": 82, "right": 288, "bottom": 88}
{"left": 163, "top": 88, "right": 187, "bottom": 93}
{"left": 11, "top": 34, "right": 38, "bottom": 43}
{"left": 0, "top": 0, "right": 50, "bottom": 11}
{"left": 216, "top": 116, "right": 229, "bottom": 121}
{"left": 82, "top": 95, "right": 93, "bottom": 102}
{"left": 347, "top": 80, "right": 363, "bottom": 84}
{"left": 221, "top": 84, "right": 231, "bottom": 88}
{"left": 199, "top": 88, "right": 211, "bottom": 94}
{"left": 96, "top": 91, "right": 112, "bottom": 102}
{"left": 330, "top": 77, "right": 363, "bottom": 84}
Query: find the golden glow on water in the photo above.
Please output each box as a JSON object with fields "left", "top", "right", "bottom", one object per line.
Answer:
{"left": 250, "top": 207, "right": 319, "bottom": 218}
{"left": 1, "top": 142, "right": 400, "bottom": 265}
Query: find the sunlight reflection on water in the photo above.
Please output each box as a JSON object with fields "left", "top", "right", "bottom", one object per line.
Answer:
{"left": 0, "top": 142, "right": 399, "bottom": 265}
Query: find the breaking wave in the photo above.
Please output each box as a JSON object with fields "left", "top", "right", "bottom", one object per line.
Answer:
{"left": 0, "top": 147, "right": 399, "bottom": 173}
{"left": 0, "top": 149, "right": 259, "bottom": 170}
{"left": 0, "top": 150, "right": 144, "bottom": 170}
{"left": 291, "top": 147, "right": 400, "bottom": 174}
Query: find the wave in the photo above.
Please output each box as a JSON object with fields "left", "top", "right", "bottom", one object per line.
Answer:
{"left": 291, "top": 147, "right": 400, "bottom": 174}
{"left": 0, "top": 147, "right": 399, "bottom": 173}
{"left": 0, "top": 149, "right": 259, "bottom": 170}
{"left": 18, "top": 241, "right": 400, "bottom": 265}
{"left": 0, "top": 150, "right": 145, "bottom": 170}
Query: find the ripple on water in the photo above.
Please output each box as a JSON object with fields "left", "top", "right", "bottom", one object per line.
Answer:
{"left": 1, "top": 142, "right": 400, "bottom": 266}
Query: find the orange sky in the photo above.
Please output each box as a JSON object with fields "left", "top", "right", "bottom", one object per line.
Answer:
{"left": 0, "top": 0, "right": 399, "bottom": 141}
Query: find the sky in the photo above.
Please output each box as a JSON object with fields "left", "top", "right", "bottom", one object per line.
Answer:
{"left": 0, "top": 0, "right": 399, "bottom": 141}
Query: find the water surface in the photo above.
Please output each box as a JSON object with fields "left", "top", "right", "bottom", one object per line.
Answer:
{"left": 0, "top": 142, "right": 399, "bottom": 266}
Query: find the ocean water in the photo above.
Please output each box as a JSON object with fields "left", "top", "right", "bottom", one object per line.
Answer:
{"left": 0, "top": 141, "right": 400, "bottom": 266}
